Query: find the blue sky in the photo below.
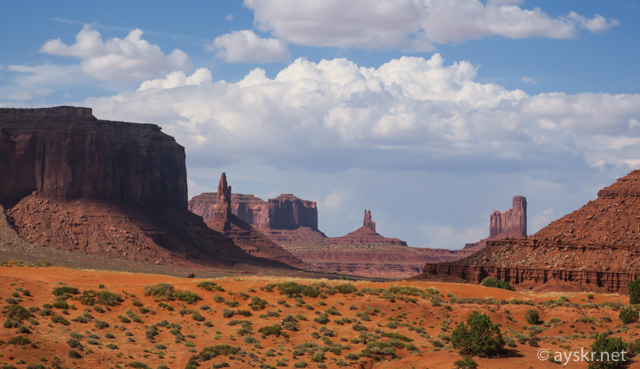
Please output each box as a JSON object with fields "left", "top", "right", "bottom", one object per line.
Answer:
{"left": 2, "top": 0, "right": 639, "bottom": 249}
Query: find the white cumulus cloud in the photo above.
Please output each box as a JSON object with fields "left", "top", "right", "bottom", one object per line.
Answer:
{"left": 138, "top": 68, "right": 212, "bottom": 91}
{"left": 84, "top": 55, "right": 640, "bottom": 175}
{"left": 243, "top": 0, "right": 619, "bottom": 50}
{"left": 206, "top": 30, "right": 290, "bottom": 63}
{"left": 40, "top": 26, "right": 192, "bottom": 81}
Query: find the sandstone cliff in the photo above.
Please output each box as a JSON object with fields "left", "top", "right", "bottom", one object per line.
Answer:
{"left": 0, "top": 106, "right": 301, "bottom": 273}
{"left": 0, "top": 106, "right": 186, "bottom": 209}
{"left": 418, "top": 170, "right": 640, "bottom": 292}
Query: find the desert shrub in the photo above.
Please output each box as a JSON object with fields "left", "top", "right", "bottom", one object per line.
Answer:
{"left": 67, "top": 350, "right": 82, "bottom": 359}
{"left": 360, "top": 341, "right": 397, "bottom": 359}
{"left": 454, "top": 356, "right": 478, "bottom": 369}
{"left": 197, "top": 281, "right": 224, "bottom": 292}
{"left": 51, "top": 315, "right": 70, "bottom": 325}
{"left": 481, "top": 278, "right": 515, "bottom": 291}
{"left": 225, "top": 300, "right": 240, "bottom": 307}
{"left": 237, "top": 310, "right": 252, "bottom": 317}
{"left": 8, "top": 336, "right": 30, "bottom": 345}
{"left": 619, "top": 306, "right": 639, "bottom": 324}
{"left": 52, "top": 300, "right": 69, "bottom": 309}
{"left": 144, "top": 283, "right": 176, "bottom": 301}
{"left": 222, "top": 309, "right": 235, "bottom": 318}
{"left": 52, "top": 286, "right": 80, "bottom": 296}
{"left": 67, "top": 337, "right": 81, "bottom": 348}
{"left": 314, "top": 314, "right": 329, "bottom": 324}
{"left": 381, "top": 332, "right": 413, "bottom": 342}
{"left": 451, "top": 311, "right": 505, "bottom": 357}
{"left": 38, "top": 308, "right": 53, "bottom": 316}
{"left": 196, "top": 344, "right": 240, "bottom": 361}
{"left": 293, "top": 362, "right": 308, "bottom": 368}
{"left": 158, "top": 302, "right": 174, "bottom": 311}
{"left": 214, "top": 294, "right": 225, "bottom": 303}
{"left": 94, "top": 319, "right": 109, "bottom": 329}
{"left": 177, "top": 290, "right": 201, "bottom": 304}
{"left": 191, "top": 311, "right": 205, "bottom": 322}
{"left": 388, "top": 286, "right": 426, "bottom": 297}
{"left": 525, "top": 308, "right": 540, "bottom": 324}
{"left": 258, "top": 324, "right": 284, "bottom": 337}
{"left": 249, "top": 296, "right": 268, "bottom": 311}
{"left": 528, "top": 337, "right": 540, "bottom": 347}
{"left": 335, "top": 284, "right": 358, "bottom": 294}
{"left": 588, "top": 333, "right": 627, "bottom": 369}
{"left": 78, "top": 290, "right": 123, "bottom": 306}
{"left": 277, "top": 282, "right": 319, "bottom": 298}
{"left": 3, "top": 305, "right": 33, "bottom": 321}
{"left": 106, "top": 343, "right": 118, "bottom": 349}
{"left": 127, "top": 363, "right": 150, "bottom": 369}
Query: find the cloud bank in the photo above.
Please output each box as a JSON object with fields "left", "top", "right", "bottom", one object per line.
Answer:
{"left": 243, "top": 0, "right": 619, "bottom": 50}
{"left": 85, "top": 55, "right": 640, "bottom": 176}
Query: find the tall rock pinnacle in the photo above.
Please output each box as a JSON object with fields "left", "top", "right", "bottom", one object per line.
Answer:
{"left": 214, "top": 173, "right": 232, "bottom": 230}
{"left": 363, "top": 209, "right": 376, "bottom": 233}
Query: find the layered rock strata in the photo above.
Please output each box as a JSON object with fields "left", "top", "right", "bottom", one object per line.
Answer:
{"left": 418, "top": 170, "right": 640, "bottom": 292}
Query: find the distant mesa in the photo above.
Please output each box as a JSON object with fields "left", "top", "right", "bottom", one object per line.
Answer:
{"left": 417, "top": 170, "right": 640, "bottom": 292}
{"left": 189, "top": 192, "right": 318, "bottom": 231}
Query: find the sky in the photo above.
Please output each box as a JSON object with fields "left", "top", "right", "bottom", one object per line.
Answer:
{"left": 1, "top": 0, "right": 640, "bottom": 249}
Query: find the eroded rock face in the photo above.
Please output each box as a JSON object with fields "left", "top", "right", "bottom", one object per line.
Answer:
{"left": 0, "top": 106, "right": 187, "bottom": 209}
{"left": 419, "top": 170, "right": 640, "bottom": 292}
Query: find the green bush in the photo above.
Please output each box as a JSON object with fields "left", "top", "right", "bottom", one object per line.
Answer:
{"left": 629, "top": 279, "right": 640, "bottom": 305}
{"left": 144, "top": 283, "right": 176, "bottom": 301}
{"left": 454, "top": 356, "right": 478, "bottom": 369}
{"left": 249, "top": 296, "right": 268, "bottom": 311}
{"left": 3, "top": 305, "right": 33, "bottom": 321}
{"left": 258, "top": 324, "right": 284, "bottom": 337}
{"left": 177, "top": 290, "right": 201, "bottom": 304}
{"left": 451, "top": 311, "right": 505, "bottom": 357}
{"left": 335, "top": 284, "right": 358, "bottom": 294}
{"left": 619, "top": 306, "right": 639, "bottom": 324}
{"left": 52, "top": 286, "right": 80, "bottom": 296}
{"left": 588, "top": 333, "right": 627, "bottom": 369}
{"left": 8, "top": 335, "right": 31, "bottom": 345}
{"left": 67, "top": 350, "right": 82, "bottom": 359}
{"left": 196, "top": 281, "right": 224, "bottom": 292}
{"left": 525, "top": 308, "right": 540, "bottom": 324}
{"left": 481, "top": 278, "right": 515, "bottom": 291}
{"left": 277, "top": 282, "right": 319, "bottom": 298}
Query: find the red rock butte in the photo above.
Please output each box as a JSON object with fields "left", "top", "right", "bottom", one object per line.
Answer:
{"left": 0, "top": 106, "right": 305, "bottom": 273}
{"left": 416, "top": 170, "right": 640, "bottom": 292}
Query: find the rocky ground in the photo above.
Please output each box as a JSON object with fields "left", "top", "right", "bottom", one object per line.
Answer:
{"left": 1, "top": 263, "right": 639, "bottom": 369}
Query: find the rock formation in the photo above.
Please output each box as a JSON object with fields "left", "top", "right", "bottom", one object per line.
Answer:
{"left": 190, "top": 193, "right": 476, "bottom": 278}
{"left": 0, "top": 106, "right": 302, "bottom": 273}
{"left": 0, "top": 106, "right": 186, "bottom": 209}
{"left": 204, "top": 174, "right": 307, "bottom": 268}
{"left": 490, "top": 196, "right": 527, "bottom": 238}
{"left": 189, "top": 192, "right": 317, "bottom": 230}
{"left": 329, "top": 209, "right": 406, "bottom": 246}
{"left": 417, "top": 170, "right": 640, "bottom": 292}
{"left": 464, "top": 196, "right": 527, "bottom": 250}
